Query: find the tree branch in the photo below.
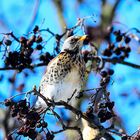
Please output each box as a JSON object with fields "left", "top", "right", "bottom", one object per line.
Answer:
{"left": 103, "top": 57, "right": 140, "bottom": 69}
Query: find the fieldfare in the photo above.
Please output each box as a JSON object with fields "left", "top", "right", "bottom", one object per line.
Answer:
{"left": 38, "top": 35, "right": 87, "bottom": 106}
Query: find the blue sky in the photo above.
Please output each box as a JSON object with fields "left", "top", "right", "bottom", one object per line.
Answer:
{"left": 0, "top": 0, "right": 140, "bottom": 139}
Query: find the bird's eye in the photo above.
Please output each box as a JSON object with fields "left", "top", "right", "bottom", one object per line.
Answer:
{"left": 71, "top": 38, "right": 78, "bottom": 44}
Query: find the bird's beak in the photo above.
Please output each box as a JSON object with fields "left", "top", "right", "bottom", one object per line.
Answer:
{"left": 79, "top": 35, "right": 87, "bottom": 41}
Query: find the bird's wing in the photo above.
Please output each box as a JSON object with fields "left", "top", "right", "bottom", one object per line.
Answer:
{"left": 40, "top": 52, "right": 72, "bottom": 85}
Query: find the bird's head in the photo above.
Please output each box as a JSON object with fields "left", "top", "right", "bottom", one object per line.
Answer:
{"left": 61, "top": 35, "right": 87, "bottom": 53}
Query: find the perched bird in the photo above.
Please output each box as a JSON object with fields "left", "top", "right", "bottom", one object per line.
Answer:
{"left": 82, "top": 109, "right": 115, "bottom": 140}
{"left": 38, "top": 35, "right": 87, "bottom": 106}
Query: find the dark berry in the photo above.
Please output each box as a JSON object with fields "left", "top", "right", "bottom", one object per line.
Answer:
{"left": 102, "top": 49, "right": 112, "bottom": 57}
{"left": 100, "top": 71, "right": 108, "bottom": 77}
{"left": 106, "top": 101, "right": 115, "bottom": 110}
{"left": 4, "top": 99, "right": 14, "bottom": 106}
{"left": 35, "top": 36, "right": 43, "bottom": 43}
{"left": 33, "top": 25, "right": 39, "bottom": 33}
{"left": 17, "top": 99, "right": 27, "bottom": 107}
{"left": 104, "top": 76, "right": 110, "bottom": 83}
{"left": 98, "top": 109, "right": 106, "bottom": 118}
{"left": 7, "top": 134, "right": 13, "bottom": 140}
{"left": 100, "top": 80, "right": 105, "bottom": 86}
{"left": 107, "top": 69, "right": 114, "bottom": 75}
{"left": 125, "top": 36, "right": 131, "bottom": 44}
{"left": 0, "top": 75, "right": 4, "bottom": 82}
{"left": 30, "top": 35, "right": 36, "bottom": 42}
{"left": 36, "top": 44, "right": 43, "bottom": 50}
{"left": 20, "top": 36, "right": 27, "bottom": 44}
{"left": 4, "top": 39, "right": 12, "bottom": 46}
{"left": 105, "top": 111, "right": 113, "bottom": 120}
{"left": 125, "top": 46, "right": 131, "bottom": 53}
{"left": 124, "top": 52, "right": 129, "bottom": 58}
{"left": 113, "top": 47, "right": 121, "bottom": 55}
{"left": 39, "top": 55, "right": 45, "bottom": 61}
{"left": 99, "top": 103, "right": 106, "bottom": 108}
{"left": 0, "top": 41, "right": 3, "bottom": 46}
{"left": 113, "top": 30, "right": 121, "bottom": 36}
{"left": 11, "top": 112, "right": 17, "bottom": 117}
{"left": 8, "top": 78, "right": 15, "bottom": 83}
{"left": 100, "top": 117, "right": 106, "bottom": 123}
{"left": 27, "top": 40, "right": 33, "bottom": 47}
{"left": 42, "top": 121, "right": 48, "bottom": 128}
{"left": 46, "top": 132, "right": 54, "bottom": 140}
{"left": 37, "top": 123, "right": 42, "bottom": 128}
{"left": 120, "top": 55, "right": 125, "bottom": 60}
{"left": 116, "top": 35, "right": 123, "bottom": 42}
{"left": 108, "top": 44, "right": 115, "bottom": 50}
{"left": 75, "top": 92, "right": 83, "bottom": 99}
{"left": 109, "top": 26, "right": 114, "bottom": 33}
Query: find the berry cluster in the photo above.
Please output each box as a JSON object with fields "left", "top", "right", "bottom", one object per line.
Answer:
{"left": 3, "top": 26, "right": 54, "bottom": 71}
{"left": 100, "top": 69, "right": 114, "bottom": 86}
{"left": 4, "top": 99, "right": 49, "bottom": 139}
{"left": 39, "top": 52, "right": 54, "bottom": 64}
{"left": 102, "top": 29, "right": 131, "bottom": 60}
{"left": 98, "top": 101, "right": 115, "bottom": 123}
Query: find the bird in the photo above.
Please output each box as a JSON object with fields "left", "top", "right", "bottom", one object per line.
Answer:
{"left": 82, "top": 109, "right": 115, "bottom": 140}
{"left": 37, "top": 35, "right": 88, "bottom": 107}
